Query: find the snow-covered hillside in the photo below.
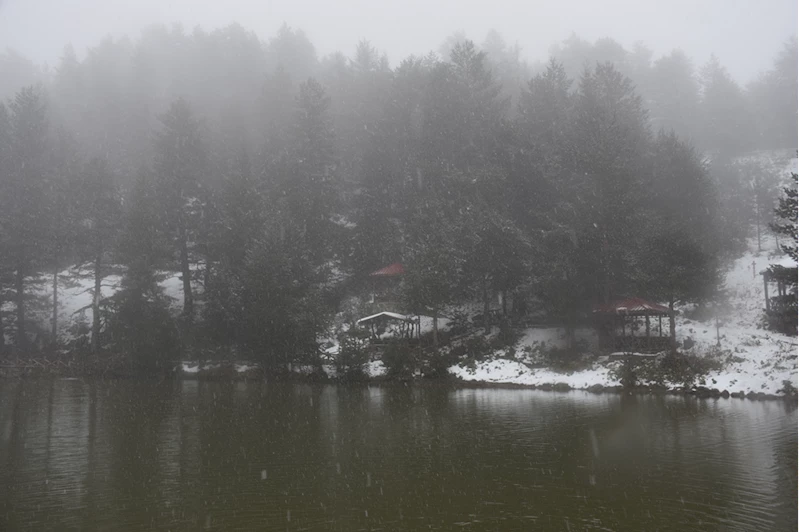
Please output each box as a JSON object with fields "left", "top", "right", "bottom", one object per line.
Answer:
{"left": 451, "top": 235, "right": 797, "bottom": 395}
{"left": 452, "top": 151, "right": 798, "bottom": 395}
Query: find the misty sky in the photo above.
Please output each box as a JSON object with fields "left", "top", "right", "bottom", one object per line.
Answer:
{"left": 0, "top": 0, "right": 796, "bottom": 83}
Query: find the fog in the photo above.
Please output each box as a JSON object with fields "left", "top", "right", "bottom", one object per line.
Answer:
{"left": 0, "top": 3, "right": 797, "bottom": 530}
{"left": 1, "top": 0, "right": 796, "bottom": 82}
{"left": 0, "top": 0, "right": 795, "bottom": 374}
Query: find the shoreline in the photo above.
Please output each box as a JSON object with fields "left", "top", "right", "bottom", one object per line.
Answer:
{"left": 2, "top": 362, "right": 796, "bottom": 402}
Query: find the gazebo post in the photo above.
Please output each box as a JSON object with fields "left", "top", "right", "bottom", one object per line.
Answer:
{"left": 658, "top": 316, "right": 663, "bottom": 337}
{"left": 645, "top": 314, "right": 650, "bottom": 349}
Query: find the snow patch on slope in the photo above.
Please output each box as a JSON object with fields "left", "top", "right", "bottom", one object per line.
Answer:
{"left": 452, "top": 237, "right": 798, "bottom": 395}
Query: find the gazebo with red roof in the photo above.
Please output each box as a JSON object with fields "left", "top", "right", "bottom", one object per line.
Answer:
{"left": 365, "top": 263, "right": 406, "bottom": 313}
{"left": 369, "top": 263, "right": 405, "bottom": 277}
{"left": 593, "top": 297, "right": 674, "bottom": 353}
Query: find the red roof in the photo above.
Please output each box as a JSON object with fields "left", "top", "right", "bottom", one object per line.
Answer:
{"left": 369, "top": 263, "right": 405, "bottom": 277}
{"left": 593, "top": 297, "right": 670, "bottom": 315}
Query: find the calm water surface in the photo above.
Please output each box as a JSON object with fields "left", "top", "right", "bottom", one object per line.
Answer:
{"left": 0, "top": 380, "right": 796, "bottom": 531}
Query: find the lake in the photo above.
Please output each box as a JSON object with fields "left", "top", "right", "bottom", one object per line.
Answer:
{"left": 0, "top": 379, "right": 796, "bottom": 531}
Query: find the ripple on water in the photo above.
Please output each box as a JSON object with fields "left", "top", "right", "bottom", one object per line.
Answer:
{"left": 0, "top": 382, "right": 795, "bottom": 531}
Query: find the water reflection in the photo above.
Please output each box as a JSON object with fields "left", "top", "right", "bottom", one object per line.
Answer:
{"left": 0, "top": 381, "right": 795, "bottom": 531}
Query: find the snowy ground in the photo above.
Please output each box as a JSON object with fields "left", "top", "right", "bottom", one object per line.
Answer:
{"left": 451, "top": 237, "right": 798, "bottom": 395}
{"left": 33, "top": 266, "right": 196, "bottom": 345}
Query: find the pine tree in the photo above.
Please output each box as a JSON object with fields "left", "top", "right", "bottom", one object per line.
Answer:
{"left": 108, "top": 169, "right": 177, "bottom": 370}
{"left": 570, "top": 63, "right": 650, "bottom": 303}
{"left": 0, "top": 103, "right": 11, "bottom": 355}
{"left": 203, "top": 147, "right": 262, "bottom": 347}
{"left": 764, "top": 173, "right": 797, "bottom": 335}
{"left": 769, "top": 173, "right": 799, "bottom": 261}
{"left": 513, "top": 58, "right": 572, "bottom": 231}
{"left": 749, "top": 37, "right": 798, "bottom": 149}
{"left": 265, "top": 24, "right": 318, "bottom": 84}
{"left": 402, "top": 199, "right": 468, "bottom": 346}
{"left": 649, "top": 50, "right": 700, "bottom": 141}
{"left": 154, "top": 98, "right": 208, "bottom": 326}
{"left": 239, "top": 217, "right": 329, "bottom": 368}
{"left": 639, "top": 132, "right": 723, "bottom": 347}
{"left": 422, "top": 40, "right": 508, "bottom": 174}
{"left": 639, "top": 226, "right": 722, "bottom": 349}
{"left": 352, "top": 56, "right": 431, "bottom": 274}
{"left": 286, "top": 78, "right": 337, "bottom": 263}
{"left": 699, "top": 55, "right": 753, "bottom": 156}
{"left": 260, "top": 66, "right": 295, "bottom": 172}
{"left": 73, "top": 158, "right": 121, "bottom": 353}
{"left": 4, "top": 86, "right": 51, "bottom": 352}
{"left": 648, "top": 131, "right": 719, "bottom": 249}
{"left": 46, "top": 129, "right": 82, "bottom": 348}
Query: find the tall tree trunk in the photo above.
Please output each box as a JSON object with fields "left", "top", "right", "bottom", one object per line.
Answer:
{"left": 668, "top": 297, "right": 677, "bottom": 352}
{"left": 432, "top": 311, "right": 438, "bottom": 348}
{"left": 14, "top": 266, "right": 25, "bottom": 353}
{"left": 179, "top": 223, "right": 193, "bottom": 323}
{"left": 92, "top": 254, "right": 102, "bottom": 354}
{"left": 755, "top": 200, "right": 762, "bottom": 252}
{"left": 566, "top": 317, "right": 576, "bottom": 350}
{"left": 483, "top": 275, "right": 490, "bottom": 335}
{"left": 0, "top": 292, "right": 5, "bottom": 357}
{"left": 51, "top": 268, "right": 58, "bottom": 347}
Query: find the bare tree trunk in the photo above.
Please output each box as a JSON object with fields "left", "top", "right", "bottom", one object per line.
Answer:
{"left": 483, "top": 276, "right": 490, "bottom": 335}
{"left": 0, "top": 292, "right": 5, "bottom": 357}
{"left": 432, "top": 311, "right": 438, "bottom": 348}
{"left": 92, "top": 254, "right": 102, "bottom": 354}
{"left": 566, "top": 319, "right": 576, "bottom": 350}
{"left": 15, "top": 266, "right": 26, "bottom": 353}
{"left": 51, "top": 268, "right": 58, "bottom": 347}
{"left": 179, "top": 223, "right": 193, "bottom": 322}
{"left": 756, "top": 200, "right": 762, "bottom": 252}
{"left": 669, "top": 298, "right": 677, "bottom": 352}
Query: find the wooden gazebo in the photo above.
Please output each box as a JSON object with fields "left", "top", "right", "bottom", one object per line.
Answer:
{"left": 356, "top": 311, "right": 420, "bottom": 343}
{"left": 593, "top": 297, "right": 673, "bottom": 353}
{"left": 365, "top": 263, "right": 405, "bottom": 312}
{"left": 762, "top": 265, "right": 795, "bottom": 311}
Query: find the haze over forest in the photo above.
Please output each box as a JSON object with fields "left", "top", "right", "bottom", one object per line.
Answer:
{"left": 1, "top": 0, "right": 796, "bottom": 83}
{"left": 0, "top": 0, "right": 796, "bottom": 367}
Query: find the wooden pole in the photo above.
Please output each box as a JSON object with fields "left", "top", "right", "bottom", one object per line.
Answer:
{"left": 763, "top": 275, "right": 770, "bottom": 311}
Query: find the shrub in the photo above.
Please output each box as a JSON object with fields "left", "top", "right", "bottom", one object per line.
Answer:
{"left": 447, "top": 309, "right": 470, "bottom": 336}
{"left": 544, "top": 346, "right": 593, "bottom": 373}
{"left": 779, "top": 380, "right": 797, "bottom": 397}
{"left": 611, "top": 358, "right": 640, "bottom": 389}
{"left": 335, "top": 328, "right": 370, "bottom": 380}
{"left": 463, "top": 335, "right": 493, "bottom": 362}
{"left": 613, "top": 352, "right": 724, "bottom": 389}
{"left": 382, "top": 343, "right": 416, "bottom": 379}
